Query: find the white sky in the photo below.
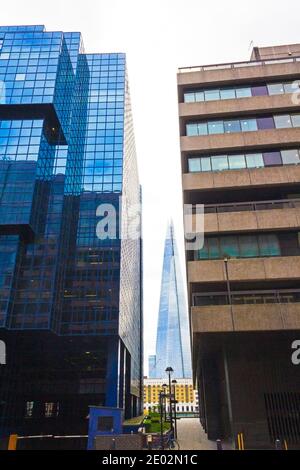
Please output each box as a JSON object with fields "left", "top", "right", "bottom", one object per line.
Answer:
{"left": 2, "top": 0, "right": 300, "bottom": 374}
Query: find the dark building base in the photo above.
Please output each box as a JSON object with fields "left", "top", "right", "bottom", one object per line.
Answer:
{"left": 196, "top": 331, "right": 300, "bottom": 449}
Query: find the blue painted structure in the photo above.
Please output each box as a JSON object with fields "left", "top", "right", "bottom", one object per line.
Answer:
{"left": 87, "top": 406, "right": 124, "bottom": 450}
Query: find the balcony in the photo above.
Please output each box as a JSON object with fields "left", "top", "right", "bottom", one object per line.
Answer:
{"left": 191, "top": 289, "right": 300, "bottom": 333}
{"left": 188, "top": 199, "right": 300, "bottom": 234}
{"left": 188, "top": 256, "right": 300, "bottom": 284}
{"left": 182, "top": 160, "right": 300, "bottom": 192}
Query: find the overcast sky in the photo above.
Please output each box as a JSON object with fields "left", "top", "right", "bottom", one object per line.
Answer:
{"left": 2, "top": 0, "right": 300, "bottom": 373}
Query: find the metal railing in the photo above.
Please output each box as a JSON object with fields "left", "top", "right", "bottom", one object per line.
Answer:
{"left": 192, "top": 289, "right": 300, "bottom": 307}
{"left": 178, "top": 56, "right": 300, "bottom": 74}
{"left": 201, "top": 198, "right": 300, "bottom": 214}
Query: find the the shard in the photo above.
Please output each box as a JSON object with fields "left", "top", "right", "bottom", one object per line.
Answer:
{"left": 149, "top": 222, "right": 192, "bottom": 378}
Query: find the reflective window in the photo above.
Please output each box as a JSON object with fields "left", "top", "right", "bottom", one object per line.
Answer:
{"left": 236, "top": 87, "right": 252, "bottom": 98}
{"left": 188, "top": 158, "right": 201, "bottom": 172}
{"left": 186, "top": 123, "right": 198, "bottom": 136}
{"left": 274, "top": 115, "right": 292, "bottom": 128}
{"left": 195, "top": 91, "right": 205, "bottom": 102}
{"left": 263, "top": 151, "right": 282, "bottom": 166}
{"left": 220, "top": 236, "right": 239, "bottom": 258}
{"left": 228, "top": 154, "right": 246, "bottom": 169}
{"left": 281, "top": 149, "right": 300, "bottom": 165}
{"left": 204, "top": 89, "right": 220, "bottom": 101}
{"left": 291, "top": 114, "right": 300, "bottom": 127}
{"left": 224, "top": 120, "right": 241, "bottom": 133}
{"left": 241, "top": 119, "right": 257, "bottom": 132}
{"left": 208, "top": 120, "right": 224, "bottom": 135}
{"left": 184, "top": 92, "right": 195, "bottom": 103}
{"left": 197, "top": 122, "right": 208, "bottom": 135}
{"left": 252, "top": 85, "right": 268, "bottom": 96}
{"left": 200, "top": 157, "right": 212, "bottom": 172}
{"left": 239, "top": 235, "right": 259, "bottom": 257}
{"left": 246, "top": 153, "right": 264, "bottom": 168}
{"left": 267, "top": 83, "right": 284, "bottom": 95}
{"left": 257, "top": 117, "right": 274, "bottom": 130}
{"left": 211, "top": 155, "right": 228, "bottom": 171}
{"left": 220, "top": 88, "right": 236, "bottom": 100}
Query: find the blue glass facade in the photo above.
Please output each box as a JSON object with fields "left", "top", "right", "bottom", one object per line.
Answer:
{"left": 150, "top": 222, "right": 192, "bottom": 379}
{"left": 0, "top": 26, "right": 142, "bottom": 437}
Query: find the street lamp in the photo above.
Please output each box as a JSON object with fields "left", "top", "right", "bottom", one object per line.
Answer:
{"left": 165, "top": 367, "right": 174, "bottom": 436}
{"left": 162, "top": 383, "right": 168, "bottom": 421}
{"left": 159, "top": 389, "right": 165, "bottom": 450}
{"left": 172, "top": 379, "right": 178, "bottom": 439}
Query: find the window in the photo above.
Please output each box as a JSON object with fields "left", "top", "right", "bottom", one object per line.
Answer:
{"left": 220, "top": 88, "right": 236, "bottom": 100}
{"left": 45, "top": 402, "right": 56, "bottom": 418}
{"left": 263, "top": 151, "right": 282, "bottom": 166}
{"left": 195, "top": 91, "right": 205, "bottom": 102}
{"left": 184, "top": 92, "right": 195, "bottom": 103}
{"left": 15, "top": 73, "right": 26, "bottom": 81}
{"left": 257, "top": 117, "right": 274, "bottom": 130}
{"left": 208, "top": 120, "right": 224, "bottom": 135}
{"left": 196, "top": 122, "right": 207, "bottom": 136}
{"left": 284, "top": 82, "right": 299, "bottom": 94}
{"left": 25, "top": 401, "right": 34, "bottom": 418}
{"left": 211, "top": 155, "right": 228, "bottom": 171}
{"left": 291, "top": 114, "right": 300, "bottom": 127}
{"left": 281, "top": 149, "right": 300, "bottom": 165}
{"left": 240, "top": 235, "right": 259, "bottom": 257}
{"left": 98, "top": 416, "right": 114, "bottom": 432}
{"left": 220, "top": 236, "right": 239, "bottom": 258}
{"left": 186, "top": 123, "right": 198, "bottom": 136}
{"left": 188, "top": 158, "right": 201, "bottom": 172}
{"left": 200, "top": 157, "right": 212, "bottom": 172}
{"left": 236, "top": 87, "right": 252, "bottom": 98}
{"left": 204, "top": 89, "right": 220, "bottom": 101}
{"left": 228, "top": 154, "right": 246, "bottom": 169}
{"left": 267, "top": 83, "right": 284, "bottom": 95}
{"left": 241, "top": 119, "right": 257, "bottom": 132}
{"left": 224, "top": 120, "right": 241, "bottom": 133}
{"left": 0, "top": 52, "right": 9, "bottom": 60}
{"left": 251, "top": 85, "right": 268, "bottom": 96}
{"left": 246, "top": 153, "right": 264, "bottom": 168}
{"left": 259, "top": 234, "right": 280, "bottom": 256}
{"left": 274, "top": 115, "right": 292, "bottom": 128}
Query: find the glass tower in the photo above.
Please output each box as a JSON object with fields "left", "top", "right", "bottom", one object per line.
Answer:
{"left": 0, "top": 25, "right": 142, "bottom": 437}
{"left": 149, "top": 222, "right": 192, "bottom": 379}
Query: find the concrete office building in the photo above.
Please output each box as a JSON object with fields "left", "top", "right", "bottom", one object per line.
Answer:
{"left": 178, "top": 44, "right": 300, "bottom": 448}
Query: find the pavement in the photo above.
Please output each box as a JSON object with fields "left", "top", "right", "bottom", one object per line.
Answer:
{"left": 176, "top": 418, "right": 233, "bottom": 450}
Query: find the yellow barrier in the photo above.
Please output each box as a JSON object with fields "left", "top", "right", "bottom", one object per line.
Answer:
{"left": 8, "top": 434, "right": 18, "bottom": 451}
{"left": 237, "top": 433, "right": 245, "bottom": 450}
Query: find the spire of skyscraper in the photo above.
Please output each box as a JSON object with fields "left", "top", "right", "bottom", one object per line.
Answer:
{"left": 149, "top": 221, "right": 192, "bottom": 378}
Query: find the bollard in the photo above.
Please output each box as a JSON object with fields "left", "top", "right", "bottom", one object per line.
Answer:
{"left": 216, "top": 439, "right": 223, "bottom": 450}
{"left": 111, "top": 438, "right": 116, "bottom": 450}
{"left": 275, "top": 439, "right": 282, "bottom": 450}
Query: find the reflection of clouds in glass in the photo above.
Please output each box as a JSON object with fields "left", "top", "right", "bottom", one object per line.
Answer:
{"left": 0, "top": 81, "right": 6, "bottom": 104}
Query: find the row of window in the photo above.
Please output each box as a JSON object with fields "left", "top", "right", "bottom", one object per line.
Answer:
{"left": 188, "top": 149, "right": 300, "bottom": 173}
{"left": 184, "top": 80, "right": 300, "bottom": 103}
{"left": 197, "top": 234, "right": 282, "bottom": 260}
{"left": 186, "top": 113, "right": 300, "bottom": 136}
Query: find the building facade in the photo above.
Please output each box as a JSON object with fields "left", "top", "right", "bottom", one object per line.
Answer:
{"left": 0, "top": 25, "right": 143, "bottom": 437}
{"left": 178, "top": 44, "right": 300, "bottom": 448}
{"left": 149, "top": 222, "right": 192, "bottom": 379}
{"left": 143, "top": 378, "right": 198, "bottom": 415}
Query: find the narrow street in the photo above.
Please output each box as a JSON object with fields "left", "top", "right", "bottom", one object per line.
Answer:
{"left": 176, "top": 418, "right": 233, "bottom": 450}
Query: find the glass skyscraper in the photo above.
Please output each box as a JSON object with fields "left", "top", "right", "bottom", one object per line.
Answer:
{"left": 0, "top": 25, "right": 143, "bottom": 437}
{"left": 149, "top": 222, "right": 192, "bottom": 379}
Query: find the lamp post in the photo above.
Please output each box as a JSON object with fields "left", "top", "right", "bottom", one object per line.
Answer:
{"left": 159, "top": 390, "right": 165, "bottom": 450}
{"left": 172, "top": 379, "right": 178, "bottom": 438}
{"left": 162, "top": 383, "right": 168, "bottom": 421}
{"left": 224, "top": 257, "right": 234, "bottom": 330}
{"left": 165, "top": 367, "right": 174, "bottom": 437}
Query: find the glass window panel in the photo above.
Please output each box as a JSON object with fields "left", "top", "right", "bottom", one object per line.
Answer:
{"left": 197, "top": 122, "right": 208, "bottom": 135}
{"left": 257, "top": 117, "right": 275, "bottom": 130}
{"left": 188, "top": 158, "right": 201, "bottom": 172}
{"left": 195, "top": 91, "right": 205, "bottom": 102}
{"left": 283, "top": 82, "right": 298, "bottom": 94}
{"left": 239, "top": 235, "right": 259, "bottom": 258}
{"left": 198, "top": 239, "right": 209, "bottom": 259}
{"left": 186, "top": 123, "right": 198, "bottom": 136}
{"left": 263, "top": 151, "right": 282, "bottom": 166}
{"left": 204, "top": 89, "right": 220, "bottom": 101}
{"left": 200, "top": 157, "right": 212, "bottom": 172}
{"left": 246, "top": 153, "right": 264, "bottom": 168}
{"left": 220, "top": 236, "right": 239, "bottom": 258}
{"left": 241, "top": 119, "right": 257, "bottom": 132}
{"left": 259, "top": 234, "right": 280, "bottom": 256}
{"left": 291, "top": 114, "right": 300, "bottom": 127}
{"left": 236, "top": 87, "right": 252, "bottom": 98}
{"left": 274, "top": 115, "right": 292, "bottom": 128}
{"left": 208, "top": 238, "right": 220, "bottom": 259}
{"left": 211, "top": 155, "right": 228, "bottom": 171}
{"left": 251, "top": 85, "right": 268, "bottom": 96}
{"left": 184, "top": 92, "right": 195, "bottom": 103}
{"left": 208, "top": 120, "right": 224, "bottom": 135}
{"left": 281, "top": 149, "right": 300, "bottom": 165}
{"left": 220, "top": 88, "right": 236, "bottom": 100}
{"left": 224, "top": 120, "right": 241, "bottom": 133}
{"left": 228, "top": 154, "right": 246, "bottom": 169}
{"left": 267, "top": 83, "right": 284, "bottom": 95}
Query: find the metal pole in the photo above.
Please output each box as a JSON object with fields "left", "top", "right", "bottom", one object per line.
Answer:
{"left": 159, "top": 392, "right": 164, "bottom": 450}
{"left": 172, "top": 383, "right": 178, "bottom": 439}
{"left": 168, "top": 373, "right": 174, "bottom": 437}
{"left": 224, "top": 258, "right": 234, "bottom": 330}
